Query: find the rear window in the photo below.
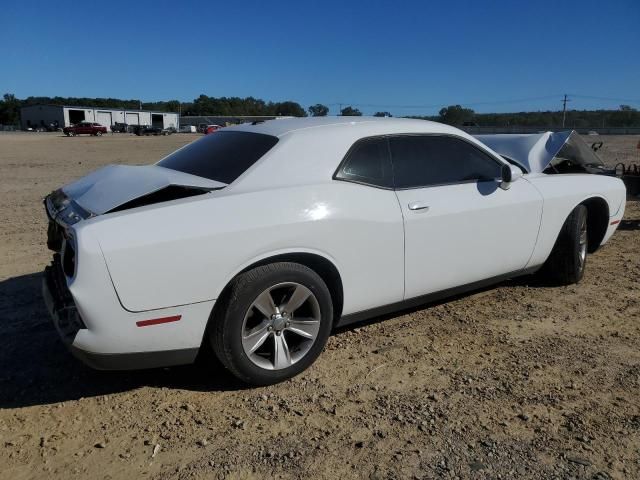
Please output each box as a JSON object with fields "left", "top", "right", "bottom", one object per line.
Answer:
{"left": 157, "top": 131, "right": 279, "bottom": 184}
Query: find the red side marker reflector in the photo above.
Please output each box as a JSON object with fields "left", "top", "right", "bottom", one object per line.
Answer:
{"left": 610, "top": 220, "right": 621, "bottom": 225}
{"left": 136, "top": 315, "right": 182, "bottom": 327}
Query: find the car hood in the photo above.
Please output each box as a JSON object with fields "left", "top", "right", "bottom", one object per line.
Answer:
{"left": 61, "top": 164, "right": 226, "bottom": 215}
{"left": 474, "top": 131, "right": 605, "bottom": 173}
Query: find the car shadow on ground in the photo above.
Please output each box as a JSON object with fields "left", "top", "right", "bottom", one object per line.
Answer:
{"left": 0, "top": 268, "right": 558, "bottom": 409}
{"left": 0, "top": 273, "right": 247, "bottom": 410}
{"left": 619, "top": 218, "right": 640, "bottom": 231}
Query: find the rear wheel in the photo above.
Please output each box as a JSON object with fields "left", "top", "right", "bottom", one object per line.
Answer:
{"left": 210, "top": 262, "right": 333, "bottom": 385}
{"left": 96, "top": 131, "right": 103, "bottom": 136}
{"left": 541, "top": 205, "right": 588, "bottom": 285}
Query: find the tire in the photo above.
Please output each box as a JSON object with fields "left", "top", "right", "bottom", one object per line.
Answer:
{"left": 96, "top": 131, "right": 103, "bottom": 136}
{"left": 65, "top": 132, "right": 70, "bottom": 136}
{"left": 541, "top": 205, "right": 588, "bottom": 285}
{"left": 210, "top": 262, "right": 333, "bottom": 385}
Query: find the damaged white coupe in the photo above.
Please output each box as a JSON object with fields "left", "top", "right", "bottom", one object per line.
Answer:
{"left": 43, "top": 117, "right": 626, "bottom": 385}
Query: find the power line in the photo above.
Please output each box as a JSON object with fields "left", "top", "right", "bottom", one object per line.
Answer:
{"left": 326, "top": 95, "right": 567, "bottom": 110}
{"left": 568, "top": 94, "right": 640, "bottom": 103}
{"left": 325, "top": 93, "right": 640, "bottom": 112}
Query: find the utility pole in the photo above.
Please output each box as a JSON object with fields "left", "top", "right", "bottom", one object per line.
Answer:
{"left": 561, "top": 94, "right": 570, "bottom": 127}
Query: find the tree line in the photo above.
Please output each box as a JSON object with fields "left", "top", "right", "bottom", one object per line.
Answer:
{"left": 416, "top": 104, "right": 640, "bottom": 128}
{"left": 1, "top": 93, "right": 638, "bottom": 127}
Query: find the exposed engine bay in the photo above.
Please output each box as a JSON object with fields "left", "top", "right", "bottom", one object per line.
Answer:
{"left": 474, "top": 130, "right": 614, "bottom": 176}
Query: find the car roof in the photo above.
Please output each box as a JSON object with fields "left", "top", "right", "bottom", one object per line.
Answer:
{"left": 228, "top": 116, "right": 460, "bottom": 138}
{"left": 225, "top": 117, "right": 507, "bottom": 193}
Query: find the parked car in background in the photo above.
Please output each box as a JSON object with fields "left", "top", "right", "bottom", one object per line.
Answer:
{"left": 63, "top": 122, "right": 107, "bottom": 136}
{"left": 33, "top": 121, "right": 61, "bottom": 132}
{"left": 198, "top": 123, "right": 208, "bottom": 133}
{"left": 133, "top": 125, "right": 172, "bottom": 136}
{"left": 111, "top": 122, "right": 130, "bottom": 133}
{"left": 205, "top": 124, "right": 223, "bottom": 134}
{"left": 179, "top": 125, "right": 197, "bottom": 133}
{"left": 42, "top": 117, "right": 626, "bottom": 385}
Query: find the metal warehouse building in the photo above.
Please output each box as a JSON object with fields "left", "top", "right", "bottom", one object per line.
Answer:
{"left": 20, "top": 105, "right": 179, "bottom": 131}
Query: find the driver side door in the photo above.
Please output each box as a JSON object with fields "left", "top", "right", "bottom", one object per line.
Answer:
{"left": 390, "top": 134, "right": 543, "bottom": 300}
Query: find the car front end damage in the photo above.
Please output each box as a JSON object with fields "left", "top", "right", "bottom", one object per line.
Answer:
{"left": 42, "top": 189, "right": 211, "bottom": 370}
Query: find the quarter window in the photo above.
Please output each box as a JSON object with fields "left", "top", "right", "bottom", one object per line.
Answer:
{"left": 389, "top": 136, "right": 502, "bottom": 189}
{"left": 335, "top": 137, "right": 392, "bottom": 188}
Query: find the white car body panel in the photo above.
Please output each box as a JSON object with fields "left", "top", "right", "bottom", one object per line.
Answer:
{"left": 42, "top": 117, "right": 626, "bottom": 369}
{"left": 65, "top": 227, "right": 214, "bottom": 356}
{"left": 88, "top": 182, "right": 405, "bottom": 314}
{"left": 522, "top": 173, "right": 625, "bottom": 268}
{"left": 396, "top": 178, "right": 543, "bottom": 299}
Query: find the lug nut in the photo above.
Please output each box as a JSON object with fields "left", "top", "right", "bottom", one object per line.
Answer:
{"left": 267, "top": 326, "right": 273, "bottom": 332}
{"left": 285, "top": 321, "right": 290, "bottom": 327}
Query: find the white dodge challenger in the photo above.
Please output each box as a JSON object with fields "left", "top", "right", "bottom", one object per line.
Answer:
{"left": 43, "top": 117, "right": 626, "bottom": 385}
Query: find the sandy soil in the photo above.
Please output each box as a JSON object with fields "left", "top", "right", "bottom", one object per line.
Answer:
{"left": 0, "top": 132, "right": 638, "bottom": 480}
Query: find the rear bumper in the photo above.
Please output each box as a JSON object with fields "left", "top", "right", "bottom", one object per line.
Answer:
{"left": 42, "top": 255, "right": 85, "bottom": 346}
{"left": 69, "top": 345, "right": 199, "bottom": 370}
{"left": 42, "top": 256, "right": 205, "bottom": 370}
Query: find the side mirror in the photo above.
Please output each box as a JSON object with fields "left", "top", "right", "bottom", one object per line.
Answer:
{"left": 500, "top": 164, "right": 523, "bottom": 190}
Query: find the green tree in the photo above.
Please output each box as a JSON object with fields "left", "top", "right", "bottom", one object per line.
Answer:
{"left": 308, "top": 104, "right": 329, "bottom": 116}
{"left": 340, "top": 106, "right": 362, "bottom": 116}
{"left": 438, "top": 105, "right": 475, "bottom": 125}
{"left": 0, "top": 93, "right": 20, "bottom": 125}
{"left": 272, "top": 101, "right": 307, "bottom": 117}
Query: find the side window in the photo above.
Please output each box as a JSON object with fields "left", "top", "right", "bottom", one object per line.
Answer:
{"left": 335, "top": 137, "right": 392, "bottom": 188}
{"left": 389, "top": 136, "right": 503, "bottom": 189}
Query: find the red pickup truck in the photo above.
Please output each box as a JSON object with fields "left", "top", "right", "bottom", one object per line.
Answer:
{"left": 63, "top": 122, "right": 108, "bottom": 136}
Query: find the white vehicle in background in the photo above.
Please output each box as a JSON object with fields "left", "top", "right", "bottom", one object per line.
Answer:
{"left": 179, "top": 125, "right": 197, "bottom": 133}
{"left": 43, "top": 118, "right": 625, "bottom": 385}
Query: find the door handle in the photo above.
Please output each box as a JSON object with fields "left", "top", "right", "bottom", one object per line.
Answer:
{"left": 408, "top": 201, "right": 430, "bottom": 212}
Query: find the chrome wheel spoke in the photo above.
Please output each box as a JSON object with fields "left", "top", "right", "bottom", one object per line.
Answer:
{"left": 273, "top": 334, "right": 292, "bottom": 369}
{"left": 286, "top": 318, "right": 320, "bottom": 339}
{"left": 281, "top": 285, "right": 310, "bottom": 314}
{"left": 253, "top": 290, "right": 277, "bottom": 318}
{"left": 242, "top": 321, "right": 271, "bottom": 354}
{"left": 578, "top": 218, "right": 587, "bottom": 267}
{"left": 242, "top": 282, "right": 321, "bottom": 371}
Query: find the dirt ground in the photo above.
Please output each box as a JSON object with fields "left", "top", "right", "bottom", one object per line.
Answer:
{"left": 0, "top": 132, "right": 638, "bottom": 480}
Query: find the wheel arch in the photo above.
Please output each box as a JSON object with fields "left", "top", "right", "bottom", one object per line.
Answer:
{"left": 213, "top": 251, "right": 344, "bottom": 326}
{"left": 580, "top": 196, "right": 609, "bottom": 253}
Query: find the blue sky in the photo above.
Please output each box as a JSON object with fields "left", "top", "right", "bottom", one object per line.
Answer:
{"left": 2, "top": 0, "right": 639, "bottom": 116}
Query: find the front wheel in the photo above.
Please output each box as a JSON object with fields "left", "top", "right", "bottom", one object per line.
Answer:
{"left": 541, "top": 205, "right": 588, "bottom": 285}
{"left": 96, "top": 131, "right": 103, "bottom": 136}
{"left": 210, "top": 262, "right": 333, "bottom": 385}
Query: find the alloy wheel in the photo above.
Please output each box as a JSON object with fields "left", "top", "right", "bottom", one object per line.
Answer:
{"left": 241, "top": 282, "right": 321, "bottom": 370}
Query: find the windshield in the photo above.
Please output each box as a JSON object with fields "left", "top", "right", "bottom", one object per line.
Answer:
{"left": 157, "top": 131, "right": 279, "bottom": 184}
